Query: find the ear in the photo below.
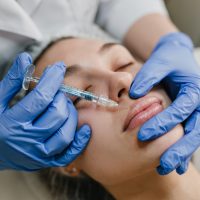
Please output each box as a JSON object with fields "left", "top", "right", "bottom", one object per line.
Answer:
{"left": 58, "top": 162, "right": 81, "bottom": 177}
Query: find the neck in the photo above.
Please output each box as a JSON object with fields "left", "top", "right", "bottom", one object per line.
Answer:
{"left": 105, "top": 164, "right": 200, "bottom": 200}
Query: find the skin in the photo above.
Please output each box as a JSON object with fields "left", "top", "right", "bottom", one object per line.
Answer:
{"left": 35, "top": 38, "right": 200, "bottom": 200}
{"left": 123, "top": 13, "right": 178, "bottom": 60}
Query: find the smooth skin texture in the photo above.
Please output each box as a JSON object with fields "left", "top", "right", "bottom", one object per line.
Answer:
{"left": 35, "top": 38, "right": 200, "bottom": 200}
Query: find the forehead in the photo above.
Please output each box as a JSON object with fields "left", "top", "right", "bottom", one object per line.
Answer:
{"left": 35, "top": 38, "right": 104, "bottom": 76}
{"left": 50, "top": 39, "right": 101, "bottom": 72}
{"left": 35, "top": 38, "right": 131, "bottom": 78}
{"left": 59, "top": 39, "right": 122, "bottom": 68}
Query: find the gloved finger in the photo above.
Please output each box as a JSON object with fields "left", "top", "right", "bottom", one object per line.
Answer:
{"left": 6, "top": 62, "right": 66, "bottom": 123}
{"left": 42, "top": 100, "right": 78, "bottom": 156}
{"left": 156, "top": 164, "right": 173, "bottom": 175}
{"left": 157, "top": 156, "right": 191, "bottom": 176}
{"left": 175, "top": 109, "right": 200, "bottom": 175}
{"left": 129, "top": 59, "right": 170, "bottom": 98}
{"left": 138, "top": 85, "right": 199, "bottom": 141}
{"left": 157, "top": 155, "right": 191, "bottom": 176}
{"left": 185, "top": 107, "right": 200, "bottom": 134}
{"left": 51, "top": 124, "right": 91, "bottom": 167}
{"left": 157, "top": 118, "right": 200, "bottom": 176}
{"left": 176, "top": 156, "right": 191, "bottom": 175}
{"left": 31, "top": 92, "right": 69, "bottom": 138}
{"left": 0, "top": 52, "right": 32, "bottom": 113}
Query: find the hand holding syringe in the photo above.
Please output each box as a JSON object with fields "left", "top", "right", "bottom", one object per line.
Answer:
{"left": 22, "top": 64, "right": 118, "bottom": 108}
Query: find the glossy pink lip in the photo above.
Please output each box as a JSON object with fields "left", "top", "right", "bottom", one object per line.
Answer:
{"left": 124, "top": 96, "right": 163, "bottom": 131}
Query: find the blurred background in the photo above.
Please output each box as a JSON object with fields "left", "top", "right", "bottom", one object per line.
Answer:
{"left": 165, "top": 0, "right": 200, "bottom": 170}
{"left": 165, "top": 0, "right": 200, "bottom": 46}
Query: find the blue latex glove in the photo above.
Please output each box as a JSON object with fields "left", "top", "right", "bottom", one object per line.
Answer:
{"left": 0, "top": 52, "right": 91, "bottom": 171}
{"left": 129, "top": 32, "right": 200, "bottom": 175}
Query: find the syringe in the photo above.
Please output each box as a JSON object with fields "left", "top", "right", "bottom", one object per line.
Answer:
{"left": 22, "top": 64, "right": 119, "bottom": 108}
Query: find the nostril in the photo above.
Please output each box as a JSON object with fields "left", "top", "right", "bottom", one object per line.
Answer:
{"left": 118, "top": 88, "right": 126, "bottom": 98}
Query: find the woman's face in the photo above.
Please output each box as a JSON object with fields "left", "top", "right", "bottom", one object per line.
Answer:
{"left": 36, "top": 38, "right": 183, "bottom": 186}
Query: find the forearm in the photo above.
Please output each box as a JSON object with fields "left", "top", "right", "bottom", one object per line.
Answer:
{"left": 123, "top": 13, "right": 178, "bottom": 61}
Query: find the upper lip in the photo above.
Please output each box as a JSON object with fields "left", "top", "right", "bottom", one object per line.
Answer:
{"left": 123, "top": 96, "right": 162, "bottom": 131}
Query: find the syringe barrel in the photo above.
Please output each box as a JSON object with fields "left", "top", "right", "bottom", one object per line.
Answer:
{"left": 60, "top": 85, "right": 98, "bottom": 102}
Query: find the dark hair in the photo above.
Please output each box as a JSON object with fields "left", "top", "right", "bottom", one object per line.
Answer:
{"left": 39, "top": 168, "right": 115, "bottom": 200}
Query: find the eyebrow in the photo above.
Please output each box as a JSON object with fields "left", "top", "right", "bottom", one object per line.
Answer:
{"left": 98, "top": 42, "right": 119, "bottom": 54}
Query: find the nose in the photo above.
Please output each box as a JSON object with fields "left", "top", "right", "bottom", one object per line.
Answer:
{"left": 109, "top": 72, "right": 133, "bottom": 102}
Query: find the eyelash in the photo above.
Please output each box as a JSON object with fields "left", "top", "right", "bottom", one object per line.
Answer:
{"left": 73, "top": 85, "right": 93, "bottom": 105}
{"left": 74, "top": 97, "right": 82, "bottom": 105}
{"left": 116, "top": 62, "right": 133, "bottom": 71}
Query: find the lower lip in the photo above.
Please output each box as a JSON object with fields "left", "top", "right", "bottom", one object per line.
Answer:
{"left": 127, "top": 102, "right": 163, "bottom": 130}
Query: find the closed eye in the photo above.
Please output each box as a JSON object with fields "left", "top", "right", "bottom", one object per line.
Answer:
{"left": 73, "top": 85, "right": 92, "bottom": 106}
{"left": 74, "top": 97, "right": 82, "bottom": 105}
{"left": 116, "top": 62, "right": 134, "bottom": 71}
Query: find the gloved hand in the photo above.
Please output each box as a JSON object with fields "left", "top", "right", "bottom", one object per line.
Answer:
{"left": 0, "top": 52, "right": 91, "bottom": 171}
{"left": 129, "top": 32, "right": 200, "bottom": 175}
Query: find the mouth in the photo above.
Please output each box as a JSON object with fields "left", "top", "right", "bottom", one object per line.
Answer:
{"left": 123, "top": 96, "right": 164, "bottom": 131}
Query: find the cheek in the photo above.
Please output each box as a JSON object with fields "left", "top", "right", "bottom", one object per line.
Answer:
{"left": 77, "top": 108, "right": 132, "bottom": 184}
{"left": 75, "top": 108, "right": 148, "bottom": 185}
{"left": 77, "top": 108, "right": 118, "bottom": 160}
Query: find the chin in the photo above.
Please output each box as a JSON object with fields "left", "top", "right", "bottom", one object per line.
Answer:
{"left": 122, "top": 124, "right": 184, "bottom": 176}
